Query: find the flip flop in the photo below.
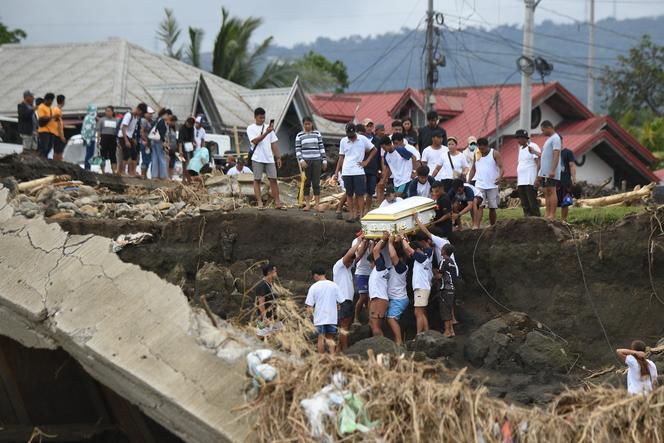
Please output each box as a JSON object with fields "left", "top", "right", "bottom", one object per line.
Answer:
{"left": 257, "top": 206, "right": 266, "bottom": 211}
{"left": 274, "top": 206, "right": 287, "bottom": 211}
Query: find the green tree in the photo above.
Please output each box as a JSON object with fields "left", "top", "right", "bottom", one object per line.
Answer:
{"left": 186, "top": 27, "right": 204, "bottom": 68}
{"left": 600, "top": 35, "right": 664, "bottom": 118}
{"left": 0, "top": 21, "right": 26, "bottom": 45}
{"left": 290, "top": 51, "right": 349, "bottom": 93}
{"left": 156, "top": 8, "right": 182, "bottom": 60}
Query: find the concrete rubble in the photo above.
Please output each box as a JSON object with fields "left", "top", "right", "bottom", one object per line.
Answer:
{"left": 0, "top": 183, "right": 258, "bottom": 442}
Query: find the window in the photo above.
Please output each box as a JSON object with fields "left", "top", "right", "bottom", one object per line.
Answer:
{"left": 531, "top": 107, "right": 542, "bottom": 129}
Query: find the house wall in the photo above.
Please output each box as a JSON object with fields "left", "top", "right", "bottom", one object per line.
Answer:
{"left": 576, "top": 149, "right": 615, "bottom": 187}
{"left": 500, "top": 102, "right": 563, "bottom": 138}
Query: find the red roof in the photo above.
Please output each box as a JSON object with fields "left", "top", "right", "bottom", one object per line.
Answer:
{"left": 656, "top": 168, "right": 664, "bottom": 181}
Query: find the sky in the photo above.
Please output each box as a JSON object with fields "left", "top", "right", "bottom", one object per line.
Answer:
{"left": 2, "top": 0, "right": 663, "bottom": 51}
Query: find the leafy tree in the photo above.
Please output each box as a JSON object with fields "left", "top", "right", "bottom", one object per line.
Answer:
{"left": 600, "top": 35, "right": 664, "bottom": 118}
{"left": 156, "top": 8, "right": 182, "bottom": 60}
{"left": 186, "top": 27, "right": 204, "bottom": 68}
{"left": 0, "top": 21, "right": 26, "bottom": 45}
{"left": 619, "top": 109, "right": 664, "bottom": 168}
{"left": 290, "top": 51, "right": 349, "bottom": 93}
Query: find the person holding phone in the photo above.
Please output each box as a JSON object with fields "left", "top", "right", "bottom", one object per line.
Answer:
{"left": 247, "top": 107, "right": 284, "bottom": 210}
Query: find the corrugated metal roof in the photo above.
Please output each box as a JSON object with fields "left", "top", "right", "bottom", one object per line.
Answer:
{"left": 655, "top": 168, "right": 664, "bottom": 181}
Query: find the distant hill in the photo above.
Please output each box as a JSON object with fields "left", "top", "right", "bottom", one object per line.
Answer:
{"left": 201, "top": 16, "right": 664, "bottom": 111}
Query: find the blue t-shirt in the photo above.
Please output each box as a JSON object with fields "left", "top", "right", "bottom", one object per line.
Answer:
{"left": 187, "top": 148, "right": 210, "bottom": 173}
{"left": 539, "top": 133, "right": 562, "bottom": 180}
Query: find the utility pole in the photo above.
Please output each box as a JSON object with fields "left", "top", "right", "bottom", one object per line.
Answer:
{"left": 518, "top": 0, "right": 539, "bottom": 133}
{"left": 425, "top": 0, "right": 435, "bottom": 113}
{"left": 587, "top": 0, "right": 595, "bottom": 112}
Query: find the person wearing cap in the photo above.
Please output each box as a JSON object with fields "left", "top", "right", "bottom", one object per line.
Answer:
{"left": 139, "top": 106, "right": 154, "bottom": 177}
{"left": 362, "top": 118, "right": 375, "bottom": 141}
{"left": 380, "top": 133, "right": 418, "bottom": 197}
{"left": 80, "top": 104, "right": 98, "bottom": 170}
{"left": 418, "top": 110, "right": 447, "bottom": 154}
{"left": 227, "top": 156, "right": 252, "bottom": 176}
{"left": 194, "top": 116, "right": 206, "bottom": 150}
{"left": 295, "top": 116, "right": 327, "bottom": 212}
{"left": 17, "top": 90, "right": 37, "bottom": 152}
{"left": 335, "top": 122, "right": 377, "bottom": 222}
{"left": 515, "top": 129, "right": 542, "bottom": 217}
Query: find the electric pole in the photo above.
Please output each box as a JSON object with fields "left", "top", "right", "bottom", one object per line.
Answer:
{"left": 425, "top": 0, "right": 435, "bottom": 113}
{"left": 518, "top": 0, "right": 539, "bottom": 133}
{"left": 587, "top": 0, "right": 595, "bottom": 112}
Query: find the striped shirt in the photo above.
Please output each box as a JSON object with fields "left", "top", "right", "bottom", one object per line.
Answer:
{"left": 295, "top": 130, "right": 326, "bottom": 161}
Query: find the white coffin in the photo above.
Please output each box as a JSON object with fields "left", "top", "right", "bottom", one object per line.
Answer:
{"left": 361, "top": 196, "right": 437, "bottom": 238}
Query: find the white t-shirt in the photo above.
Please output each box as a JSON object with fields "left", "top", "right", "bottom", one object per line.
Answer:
{"left": 421, "top": 145, "right": 449, "bottom": 180}
{"left": 368, "top": 257, "right": 389, "bottom": 300}
{"left": 384, "top": 148, "right": 414, "bottom": 187}
{"left": 379, "top": 197, "right": 403, "bottom": 208}
{"left": 247, "top": 123, "right": 279, "bottom": 164}
{"left": 517, "top": 142, "right": 541, "bottom": 186}
{"left": 305, "top": 280, "right": 344, "bottom": 326}
{"left": 448, "top": 152, "right": 470, "bottom": 177}
{"left": 227, "top": 165, "right": 252, "bottom": 176}
{"left": 340, "top": 134, "right": 374, "bottom": 176}
{"left": 119, "top": 112, "right": 137, "bottom": 138}
{"left": 625, "top": 355, "right": 658, "bottom": 395}
{"left": 430, "top": 234, "right": 459, "bottom": 273}
{"left": 194, "top": 126, "right": 206, "bottom": 149}
{"left": 387, "top": 261, "right": 409, "bottom": 300}
{"left": 352, "top": 238, "right": 371, "bottom": 276}
{"left": 332, "top": 258, "right": 354, "bottom": 302}
{"left": 412, "top": 248, "right": 434, "bottom": 290}
{"left": 405, "top": 143, "right": 421, "bottom": 161}
{"left": 416, "top": 180, "right": 432, "bottom": 198}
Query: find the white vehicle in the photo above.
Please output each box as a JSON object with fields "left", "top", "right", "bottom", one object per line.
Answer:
{"left": 0, "top": 142, "right": 22, "bottom": 157}
{"left": 205, "top": 133, "right": 232, "bottom": 163}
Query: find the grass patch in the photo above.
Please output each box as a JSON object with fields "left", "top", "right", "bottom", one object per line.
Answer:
{"left": 480, "top": 206, "right": 644, "bottom": 226}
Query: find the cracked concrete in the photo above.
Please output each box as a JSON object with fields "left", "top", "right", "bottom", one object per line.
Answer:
{"left": 0, "top": 184, "right": 256, "bottom": 442}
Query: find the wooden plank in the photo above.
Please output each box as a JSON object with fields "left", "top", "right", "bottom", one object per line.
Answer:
{"left": 99, "top": 385, "right": 156, "bottom": 443}
{"left": 0, "top": 423, "right": 117, "bottom": 441}
{"left": 78, "top": 365, "right": 112, "bottom": 425}
{"left": 0, "top": 341, "right": 29, "bottom": 424}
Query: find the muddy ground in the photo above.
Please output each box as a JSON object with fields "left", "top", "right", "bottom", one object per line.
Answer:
{"left": 3, "top": 153, "right": 663, "bottom": 404}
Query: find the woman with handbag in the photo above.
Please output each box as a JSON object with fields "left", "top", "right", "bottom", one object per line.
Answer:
{"left": 446, "top": 137, "right": 470, "bottom": 183}
{"left": 148, "top": 108, "right": 172, "bottom": 180}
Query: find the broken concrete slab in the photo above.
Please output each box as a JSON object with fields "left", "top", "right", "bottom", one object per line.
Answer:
{"left": 0, "top": 184, "right": 257, "bottom": 442}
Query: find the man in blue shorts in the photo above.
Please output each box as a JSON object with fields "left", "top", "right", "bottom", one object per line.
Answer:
{"left": 306, "top": 266, "right": 344, "bottom": 354}
{"left": 387, "top": 234, "right": 409, "bottom": 345}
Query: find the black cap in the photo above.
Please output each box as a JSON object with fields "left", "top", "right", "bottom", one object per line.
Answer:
{"left": 345, "top": 122, "right": 356, "bottom": 135}
{"left": 515, "top": 129, "right": 529, "bottom": 138}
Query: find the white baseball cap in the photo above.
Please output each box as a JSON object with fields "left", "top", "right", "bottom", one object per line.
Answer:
{"left": 195, "top": 116, "right": 203, "bottom": 123}
{"left": 147, "top": 106, "right": 155, "bottom": 114}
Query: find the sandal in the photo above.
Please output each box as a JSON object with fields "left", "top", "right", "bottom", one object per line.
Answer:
{"left": 274, "top": 205, "right": 287, "bottom": 211}
{"left": 257, "top": 206, "right": 266, "bottom": 211}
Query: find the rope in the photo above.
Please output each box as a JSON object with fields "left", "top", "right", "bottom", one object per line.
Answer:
{"left": 565, "top": 224, "right": 618, "bottom": 362}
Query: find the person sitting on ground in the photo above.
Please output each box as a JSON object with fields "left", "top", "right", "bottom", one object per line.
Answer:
{"left": 438, "top": 244, "right": 458, "bottom": 337}
{"left": 448, "top": 179, "right": 478, "bottom": 229}
{"left": 428, "top": 180, "right": 455, "bottom": 238}
{"left": 224, "top": 154, "right": 237, "bottom": 173}
{"left": 247, "top": 107, "right": 285, "bottom": 210}
{"left": 255, "top": 263, "right": 282, "bottom": 338}
{"left": 334, "top": 235, "right": 366, "bottom": 351}
{"left": 295, "top": 116, "right": 327, "bottom": 212}
{"left": 367, "top": 232, "right": 390, "bottom": 337}
{"left": 400, "top": 233, "right": 433, "bottom": 335}
{"left": 406, "top": 165, "right": 436, "bottom": 198}
{"left": 186, "top": 146, "right": 210, "bottom": 182}
{"left": 351, "top": 235, "right": 372, "bottom": 327}
{"left": 386, "top": 234, "right": 409, "bottom": 346}
{"left": 515, "top": 129, "right": 542, "bottom": 217}
{"left": 226, "top": 156, "right": 252, "bottom": 176}
{"left": 617, "top": 341, "right": 658, "bottom": 395}
{"left": 305, "top": 266, "right": 344, "bottom": 354}
{"left": 381, "top": 133, "right": 418, "bottom": 197}
{"left": 469, "top": 137, "right": 503, "bottom": 228}
{"left": 379, "top": 185, "right": 403, "bottom": 208}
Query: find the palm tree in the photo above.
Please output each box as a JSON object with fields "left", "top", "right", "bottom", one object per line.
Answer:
{"left": 212, "top": 8, "right": 291, "bottom": 88}
{"left": 156, "top": 8, "right": 182, "bottom": 60}
{"left": 186, "top": 27, "right": 205, "bottom": 68}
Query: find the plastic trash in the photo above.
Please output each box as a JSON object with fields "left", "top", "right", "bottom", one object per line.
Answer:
{"left": 338, "top": 393, "right": 378, "bottom": 435}
{"left": 111, "top": 232, "right": 153, "bottom": 253}
{"left": 245, "top": 349, "right": 278, "bottom": 401}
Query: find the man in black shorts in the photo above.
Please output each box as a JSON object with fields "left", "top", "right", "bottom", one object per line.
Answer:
{"left": 97, "top": 106, "right": 119, "bottom": 173}
{"left": 557, "top": 146, "right": 577, "bottom": 222}
{"left": 117, "top": 102, "right": 147, "bottom": 176}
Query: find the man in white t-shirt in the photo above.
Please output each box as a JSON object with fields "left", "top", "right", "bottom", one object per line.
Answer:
{"left": 333, "top": 236, "right": 367, "bottom": 351}
{"left": 381, "top": 133, "right": 418, "bottom": 196}
{"left": 334, "top": 123, "right": 377, "bottom": 222}
{"left": 226, "top": 156, "right": 252, "bottom": 176}
{"left": 379, "top": 185, "right": 404, "bottom": 208}
{"left": 515, "top": 129, "right": 541, "bottom": 217}
{"left": 305, "top": 266, "right": 344, "bottom": 354}
{"left": 421, "top": 130, "right": 449, "bottom": 181}
{"left": 193, "top": 116, "right": 206, "bottom": 149}
{"left": 246, "top": 107, "right": 284, "bottom": 210}
{"left": 617, "top": 342, "right": 658, "bottom": 395}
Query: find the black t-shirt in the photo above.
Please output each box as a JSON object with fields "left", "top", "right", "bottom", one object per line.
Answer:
{"left": 434, "top": 194, "right": 453, "bottom": 237}
{"left": 560, "top": 148, "right": 575, "bottom": 187}
{"left": 178, "top": 125, "right": 195, "bottom": 144}
{"left": 255, "top": 279, "right": 277, "bottom": 319}
{"left": 364, "top": 134, "right": 380, "bottom": 175}
{"left": 418, "top": 125, "right": 448, "bottom": 153}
